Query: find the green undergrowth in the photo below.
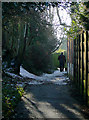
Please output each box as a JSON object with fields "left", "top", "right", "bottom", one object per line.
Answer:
{"left": 2, "top": 75, "right": 24, "bottom": 119}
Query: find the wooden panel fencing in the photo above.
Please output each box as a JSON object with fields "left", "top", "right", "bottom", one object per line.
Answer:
{"left": 67, "top": 31, "right": 89, "bottom": 106}
{"left": 67, "top": 37, "right": 74, "bottom": 78}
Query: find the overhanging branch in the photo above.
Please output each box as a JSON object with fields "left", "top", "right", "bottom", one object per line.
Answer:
{"left": 56, "top": 7, "right": 71, "bottom": 28}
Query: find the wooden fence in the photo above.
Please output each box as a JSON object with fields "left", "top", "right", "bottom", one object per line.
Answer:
{"left": 67, "top": 31, "right": 89, "bottom": 106}
{"left": 67, "top": 37, "right": 74, "bottom": 78}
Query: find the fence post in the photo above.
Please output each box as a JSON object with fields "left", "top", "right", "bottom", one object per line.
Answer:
{"left": 83, "top": 31, "right": 87, "bottom": 102}
{"left": 74, "top": 38, "right": 76, "bottom": 82}
{"left": 76, "top": 36, "right": 78, "bottom": 86}
{"left": 67, "top": 38, "right": 69, "bottom": 75}
{"left": 78, "top": 35, "right": 81, "bottom": 89}
{"left": 69, "top": 38, "right": 70, "bottom": 77}
{"left": 87, "top": 31, "right": 89, "bottom": 106}
{"left": 86, "top": 31, "right": 88, "bottom": 105}
{"left": 82, "top": 32, "right": 84, "bottom": 96}
{"left": 80, "top": 33, "right": 84, "bottom": 95}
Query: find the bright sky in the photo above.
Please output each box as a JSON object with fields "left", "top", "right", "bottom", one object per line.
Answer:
{"left": 42, "top": 5, "right": 72, "bottom": 48}
{"left": 53, "top": 6, "right": 71, "bottom": 26}
{"left": 52, "top": 6, "right": 71, "bottom": 41}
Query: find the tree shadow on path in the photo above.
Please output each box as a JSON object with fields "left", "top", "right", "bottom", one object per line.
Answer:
{"left": 14, "top": 83, "right": 87, "bottom": 119}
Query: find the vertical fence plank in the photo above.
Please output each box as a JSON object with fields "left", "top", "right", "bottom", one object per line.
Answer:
{"left": 72, "top": 39, "right": 74, "bottom": 77}
{"left": 74, "top": 38, "right": 77, "bottom": 84}
{"left": 83, "top": 31, "right": 87, "bottom": 102}
{"left": 77, "top": 35, "right": 79, "bottom": 87}
{"left": 67, "top": 38, "right": 69, "bottom": 74}
{"left": 78, "top": 35, "right": 81, "bottom": 89}
{"left": 80, "top": 33, "right": 82, "bottom": 94}
{"left": 76, "top": 36, "right": 78, "bottom": 86}
{"left": 82, "top": 32, "right": 84, "bottom": 96}
{"left": 75, "top": 37, "right": 77, "bottom": 84}
{"left": 69, "top": 38, "right": 71, "bottom": 76}
{"left": 74, "top": 38, "right": 76, "bottom": 82}
{"left": 86, "top": 31, "right": 88, "bottom": 105}
{"left": 87, "top": 31, "right": 89, "bottom": 105}
{"left": 67, "top": 30, "right": 89, "bottom": 105}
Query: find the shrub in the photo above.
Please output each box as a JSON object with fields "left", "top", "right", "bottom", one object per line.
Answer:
{"left": 2, "top": 76, "right": 24, "bottom": 119}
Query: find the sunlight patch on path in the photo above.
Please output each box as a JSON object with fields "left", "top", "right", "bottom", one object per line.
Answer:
{"left": 14, "top": 84, "right": 85, "bottom": 119}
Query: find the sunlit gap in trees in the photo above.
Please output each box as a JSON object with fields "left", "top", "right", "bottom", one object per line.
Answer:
{"left": 43, "top": 3, "right": 71, "bottom": 49}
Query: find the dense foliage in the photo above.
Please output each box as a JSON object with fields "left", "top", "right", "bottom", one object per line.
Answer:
{"left": 66, "top": 2, "right": 89, "bottom": 38}
{"left": 2, "top": 2, "right": 58, "bottom": 75}
{"left": 2, "top": 74, "right": 24, "bottom": 118}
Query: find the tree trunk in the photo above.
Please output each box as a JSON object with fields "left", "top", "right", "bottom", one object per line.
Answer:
{"left": 15, "top": 23, "right": 28, "bottom": 74}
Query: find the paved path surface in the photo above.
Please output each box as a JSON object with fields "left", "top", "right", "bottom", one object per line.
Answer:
{"left": 13, "top": 72, "right": 87, "bottom": 119}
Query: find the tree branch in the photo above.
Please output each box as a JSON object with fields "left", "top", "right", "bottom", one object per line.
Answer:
{"left": 56, "top": 7, "right": 71, "bottom": 28}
